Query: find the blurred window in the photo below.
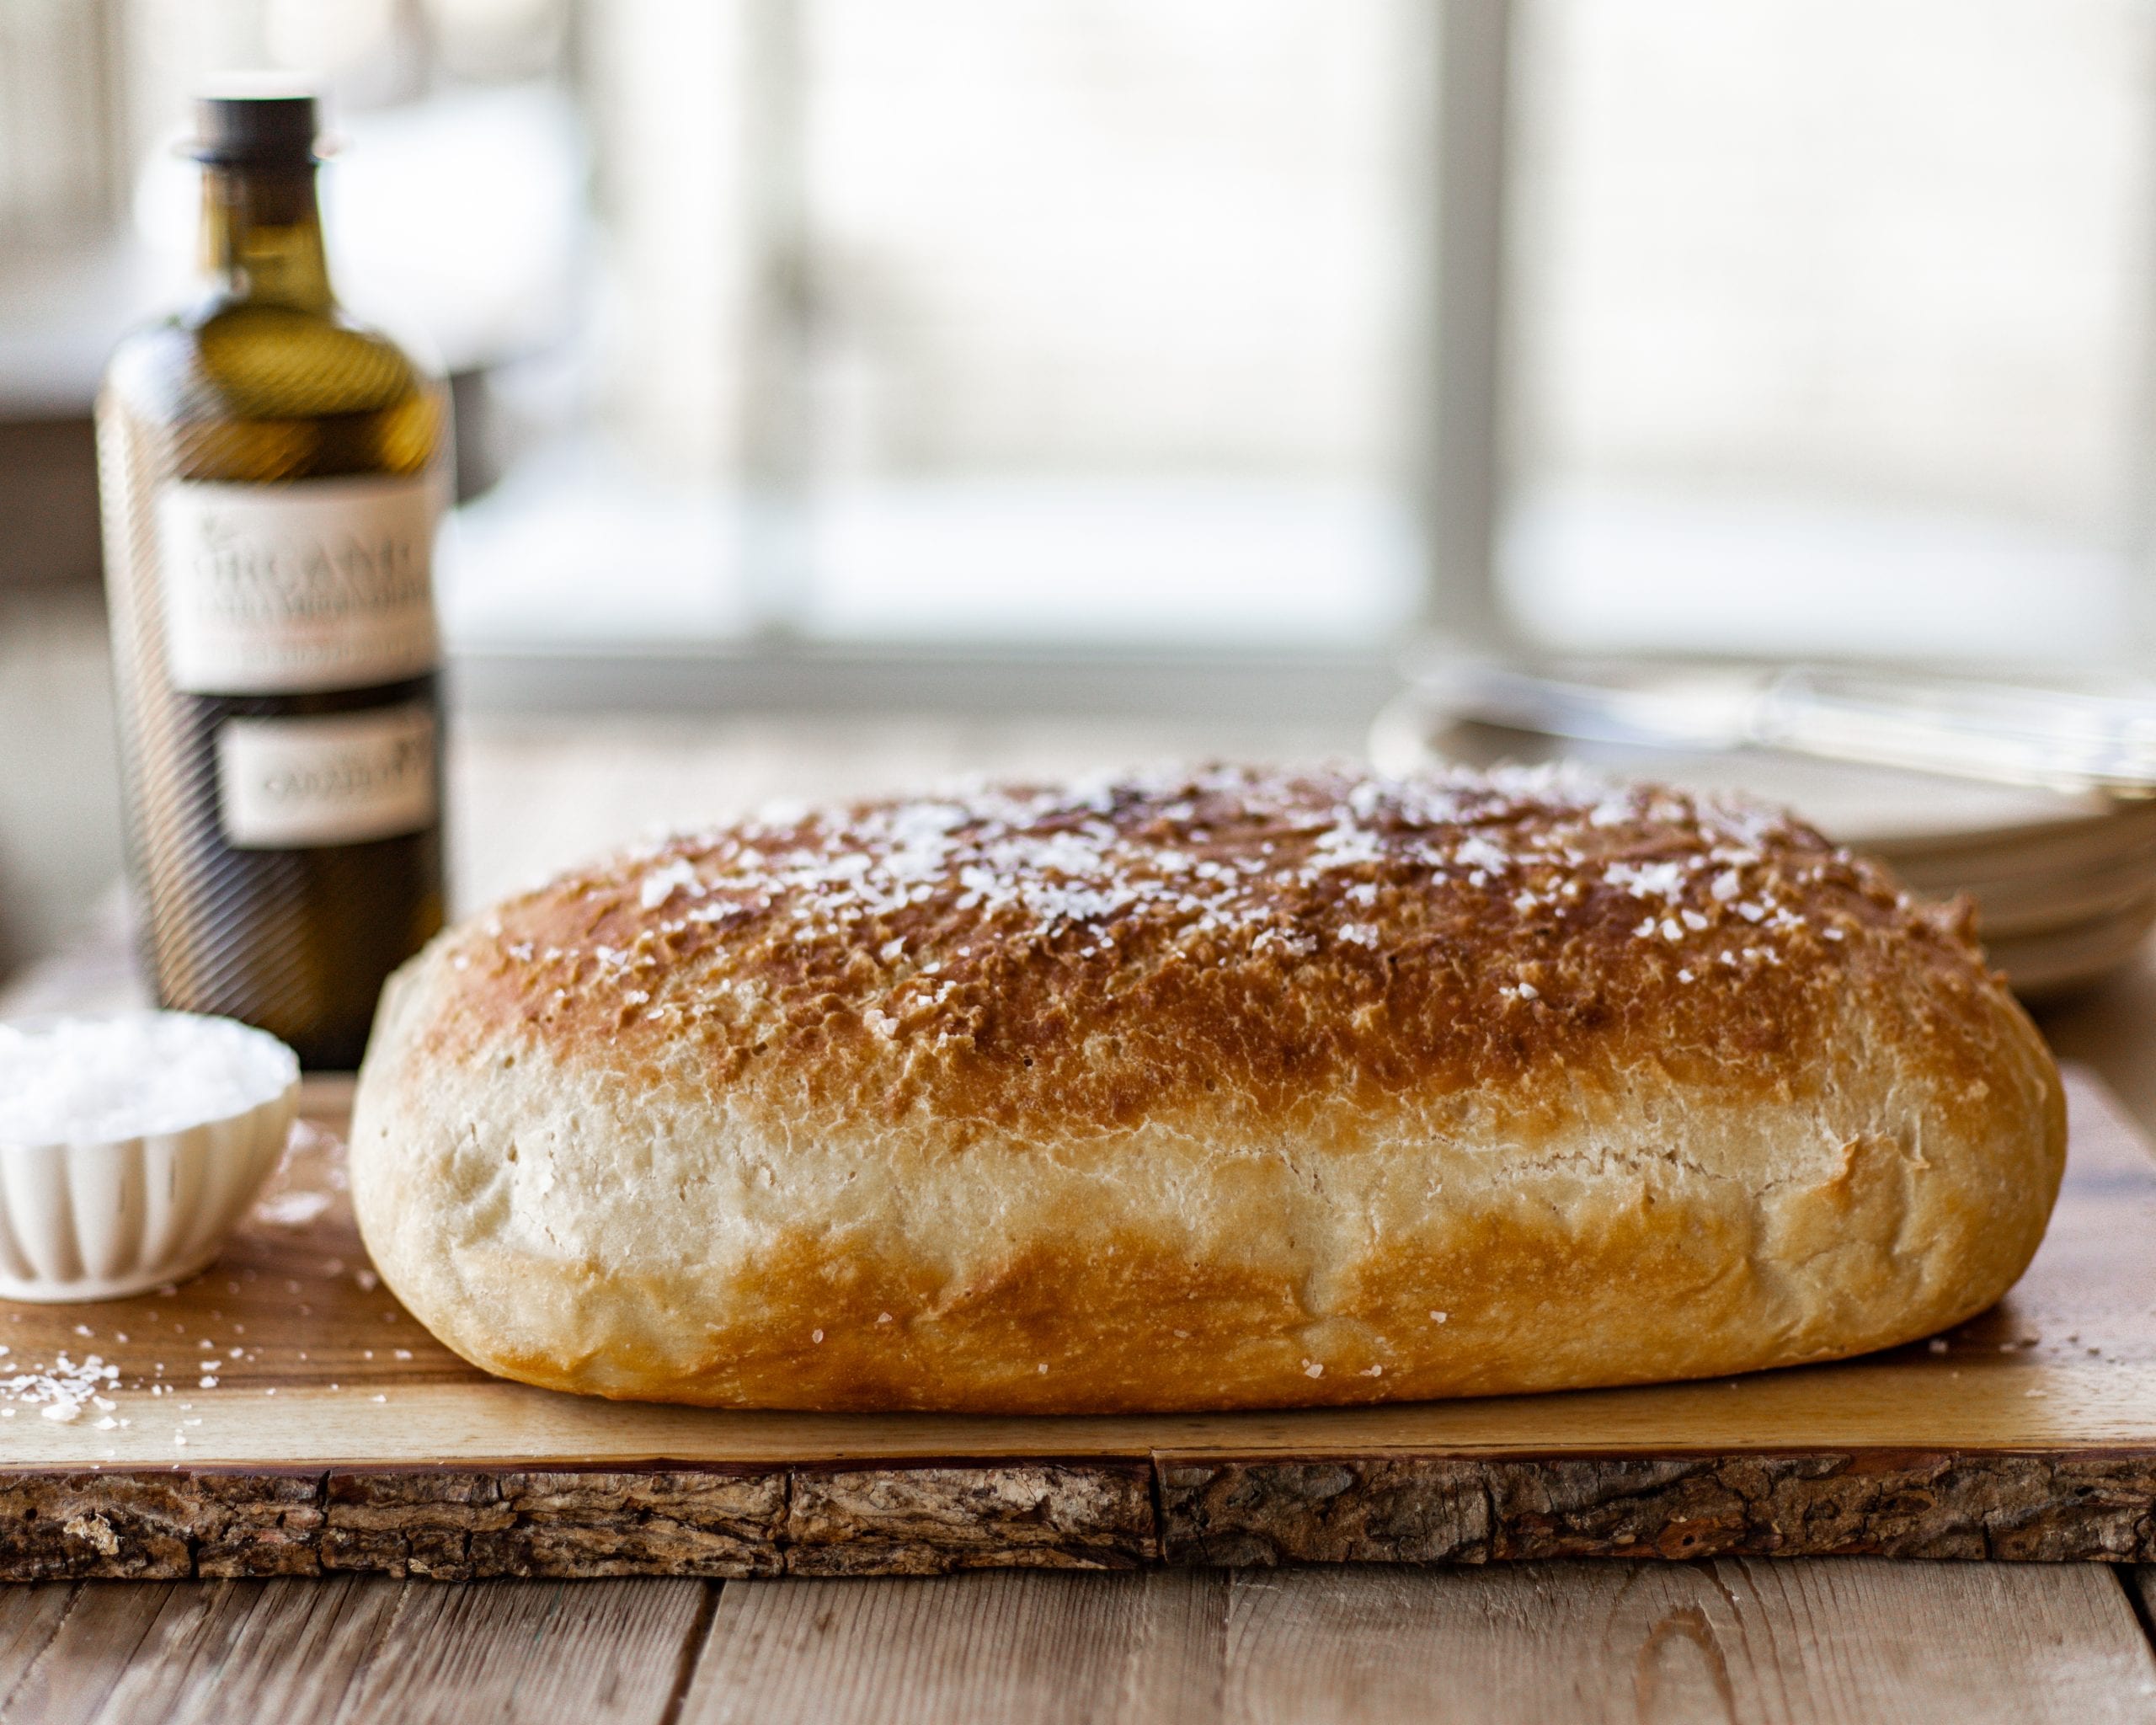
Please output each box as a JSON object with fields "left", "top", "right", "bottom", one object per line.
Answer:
{"left": 6, "top": 1, "right": 2153, "bottom": 673}
{"left": 1502, "top": 0, "right": 2156, "bottom": 666}
{"left": 531, "top": 0, "right": 1432, "bottom": 653}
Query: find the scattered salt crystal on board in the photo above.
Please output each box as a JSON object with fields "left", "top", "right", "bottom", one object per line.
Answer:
{"left": 253, "top": 1190, "right": 333, "bottom": 1228}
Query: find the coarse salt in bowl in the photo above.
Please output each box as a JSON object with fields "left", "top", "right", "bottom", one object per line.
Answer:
{"left": 0, "top": 1012, "right": 298, "bottom": 1301}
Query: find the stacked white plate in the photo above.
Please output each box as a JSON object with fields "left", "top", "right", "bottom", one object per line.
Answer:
{"left": 1370, "top": 712, "right": 2156, "bottom": 1002}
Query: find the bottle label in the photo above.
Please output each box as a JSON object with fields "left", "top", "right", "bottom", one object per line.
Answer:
{"left": 157, "top": 474, "right": 442, "bottom": 694}
{"left": 216, "top": 705, "right": 437, "bottom": 849}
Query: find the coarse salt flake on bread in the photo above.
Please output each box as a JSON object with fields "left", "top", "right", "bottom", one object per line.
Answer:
{"left": 349, "top": 762, "right": 2065, "bottom": 1413}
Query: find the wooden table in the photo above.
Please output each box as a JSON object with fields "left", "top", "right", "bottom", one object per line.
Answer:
{"left": 8, "top": 713, "right": 2156, "bottom": 1723}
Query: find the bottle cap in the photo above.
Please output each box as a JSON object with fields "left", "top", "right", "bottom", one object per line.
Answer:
{"left": 189, "top": 79, "right": 322, "bottom": 166}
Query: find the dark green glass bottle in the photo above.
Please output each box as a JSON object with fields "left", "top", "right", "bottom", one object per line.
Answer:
{"left": 97, "top": 89, "right": 448, "bottom": 1069}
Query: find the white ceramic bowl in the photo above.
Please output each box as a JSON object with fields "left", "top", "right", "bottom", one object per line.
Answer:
{"left": 0, "top": 1012, "right": 299, "bottom": 1301}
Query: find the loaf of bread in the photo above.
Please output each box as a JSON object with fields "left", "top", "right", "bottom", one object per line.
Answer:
{"left": 349, "top": 764, "right": 2064, "bottom": 1413}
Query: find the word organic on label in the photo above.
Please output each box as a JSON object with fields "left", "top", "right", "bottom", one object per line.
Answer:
{"left": 158, "top": 474, "right": 440, "bottom": 696}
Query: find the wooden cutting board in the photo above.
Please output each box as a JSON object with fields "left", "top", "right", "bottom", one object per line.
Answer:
{"left": 3, "top": 1065, "right": 2153, "bottom": 1582}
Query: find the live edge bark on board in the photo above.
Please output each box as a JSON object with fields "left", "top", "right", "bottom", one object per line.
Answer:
{"left": 3, "top": 1452, "right": 2154, "bottom": 1582}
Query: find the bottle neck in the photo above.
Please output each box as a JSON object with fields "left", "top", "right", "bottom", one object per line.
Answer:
{"left": 198, "top": 161, "right": 334, "bottom": 312}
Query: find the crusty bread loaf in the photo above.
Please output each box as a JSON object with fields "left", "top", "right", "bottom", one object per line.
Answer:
{"left": 349, "top": 764, "right": 2064, "bottom": 1413}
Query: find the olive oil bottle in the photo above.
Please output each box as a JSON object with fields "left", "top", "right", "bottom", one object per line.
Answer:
{"left": 97, "top": 89, "right": 448, "bottom": 1069}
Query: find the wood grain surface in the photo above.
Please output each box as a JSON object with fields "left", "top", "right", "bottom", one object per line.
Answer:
{"left": 7, "top": 1562, "right": 2150, "bottom": 1725}
{"left": 0, "top": 1065, "right": 2152, "bottom": 1578}
{"left": 677, "top": 1569, "right": 1228, "bottom": 1725}
{"left": 0, "top": 1576, "right": 713, "bottom": 1724}
{"left": 676, "top": 1562, "right": 2156, "bottom": 1725}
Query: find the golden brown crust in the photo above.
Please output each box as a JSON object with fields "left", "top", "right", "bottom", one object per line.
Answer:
{"left": 350, "top": 764, "right": 2066, "bottom": 1413}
